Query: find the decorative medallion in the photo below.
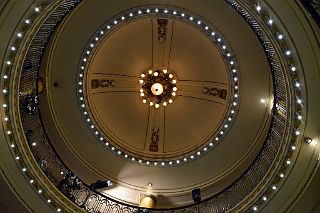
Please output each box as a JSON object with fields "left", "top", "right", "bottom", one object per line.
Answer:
{"left": 157, "top": 19, "right": 168, "bottom": 43}
{"left": 91, "top": 79, "right": 116, "bottom": 89}
{"left": 202, "top": 86, "right": 227, "bottom": 100}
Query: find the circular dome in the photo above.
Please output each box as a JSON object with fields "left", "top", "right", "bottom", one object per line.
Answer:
{"left": 43, "top": 2, "right": 272, "bottom": 207}
{"left": 83, "top": 15, "right": 236, "bottom": 161}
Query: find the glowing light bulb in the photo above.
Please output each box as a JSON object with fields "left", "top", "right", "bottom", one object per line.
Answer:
{"left": 155, "top": 104, "right": 160, "bottom": 108}
{"left": 173, "top": 87, "right": 177, "bottom": 91}
{"left": 149, "top": 70, "right": 153, "bottom": 74}
{"left": 268, "top": 19, "right": 273, "bottom": 25}
{"left": 151, "top": 83, "right": 164, "bottom": 95}
{"left": 163, "top": 69, "right": 167, "bottom": 74}
{"left": 169, "top": 99, "right": 173, "bottom": 103}
{"left": 169, "top": 74, "right": 173, "bottom": 78}
{"left": 256, "top": 5, "right": 261, "bottom": 12}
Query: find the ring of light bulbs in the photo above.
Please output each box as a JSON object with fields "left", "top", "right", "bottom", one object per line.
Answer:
{"left": 0, "top": 0, "right": 310, "bottom": 212}
{"left": 77, "top": 6, "right": 240, "bottom": 166}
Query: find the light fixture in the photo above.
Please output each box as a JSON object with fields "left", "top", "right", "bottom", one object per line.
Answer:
{"left": 139, "top": 69, "right": 177, "bottom": 108}
{"left": 192, "top": 188, "right": 201, "bottom": 204}
{"left": 89, "top": 180, "right": 112, "bottom": 190}
{"left": 256, "top": 5, "right": 262, "bottom": 12}
{"left": 304, "top": 137, "right": 312, "bottom": 144}
{"left": 297, "top": 98, "right": 302, "bottom": 104}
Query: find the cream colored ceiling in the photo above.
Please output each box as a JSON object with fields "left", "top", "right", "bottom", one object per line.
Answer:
{"left": 85, "top": 18, "right": 230, "bottom": 160}
{"left": 40, "top": 0, "right": 273, "bottom": 207}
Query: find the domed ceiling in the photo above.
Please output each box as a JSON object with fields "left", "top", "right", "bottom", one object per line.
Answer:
{"left": 41, "top": 1, "right": 273, "bottom": 207}
{"left": 2, "top": 0, "right": 319, "bottom": 212}
{"left": 85, "top": 16, "right": 231, "bottom": 160}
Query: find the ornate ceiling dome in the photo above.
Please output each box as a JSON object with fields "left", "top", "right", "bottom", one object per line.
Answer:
{"left": 0, "top": 0, "right": 319, "bottom": 213}
{"left": 83, "top": 14, "right": 235, "bottom": 162}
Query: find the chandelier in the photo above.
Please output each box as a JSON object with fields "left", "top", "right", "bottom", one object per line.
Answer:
{"left": 139, "top": 69, "right": 177, "bottom": 108}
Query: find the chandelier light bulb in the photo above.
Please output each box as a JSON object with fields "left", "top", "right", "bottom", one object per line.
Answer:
{"left": 169, "top": 99, "right": 173, "bottom": 103}
{"left": 163, "top": 69, "right": 167, "bottom": 73}
{"left": 155, "top": 103, "right": 160, "bottom": 108}
{"left": 143, "top": 99, "right": 147, "bottom": 103}
{"left": 148, "top": 70, "right": 153, "bottom": 74}
{"left": 163, "top": 102, "right": 167, "bottom": 106}
{"left": 172, "top": 79, "right": 177, "bottom": 84}
{"left": 169, "top": 74, "right": 173, "bottom": 78}
{"left": 141, "top": 74, "right": 145, "bottom": 78}
{"left": 139, "top": 79, "right": 144, "bottom": 84}
{"left": 153, "top": 72, "right": 158, "bottom": 76}
{"left": 151, "top": 83, "right": 164, "bottom": 96}
{"left": 149, "top": 102, "right": 154, "bottom": 106}
{"left": 173, "top": 87, "right": 177, "bottom": 91}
